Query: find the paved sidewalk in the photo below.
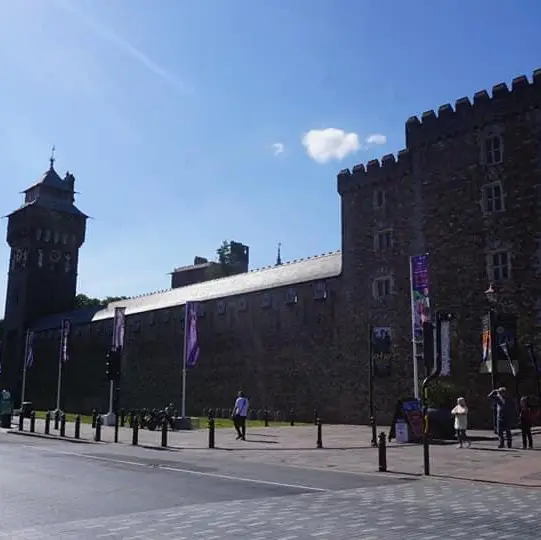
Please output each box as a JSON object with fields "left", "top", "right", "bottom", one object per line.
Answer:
{"left": 8, "top": 417, "right": 541, "bottom": 488}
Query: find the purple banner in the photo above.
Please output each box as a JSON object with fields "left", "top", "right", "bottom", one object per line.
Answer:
{"left": 410, "top": 255, "right": 431, "bottom": 341}
{"left": 185, "top": 302, "right": 200, "bottom": 368}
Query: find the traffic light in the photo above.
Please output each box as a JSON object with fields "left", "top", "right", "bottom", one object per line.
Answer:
{"left": 105, "top": 348, "right": 122, "bottom": 381}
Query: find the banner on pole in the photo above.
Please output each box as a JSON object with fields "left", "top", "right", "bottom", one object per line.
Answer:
{"left": 113, "top": 307, "right": 126, "bottom": 350}
{"left": 440, "top": 320, "right": 451, "bottom": 376}
{"left": 26, "top": 331, "right": 34, "bottom": 369}
{"left": 185, "top": 302, "right": 200, "bottom": 368}
{"left": 60, "top": 320, "right": 70, "bottom": 363}
{"left": 410, "top": 254, "right": 431, "bottom": 339}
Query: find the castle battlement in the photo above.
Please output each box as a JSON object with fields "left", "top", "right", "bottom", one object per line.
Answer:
{"left": 337, "top": 150, "right": 411, "bottom": 195}
{"left": 406, "top": 69, "right": 541, "bottom": 148}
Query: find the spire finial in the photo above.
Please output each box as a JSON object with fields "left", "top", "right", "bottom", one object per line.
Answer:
{"left": 49, "top": 145, "right": 56, "bottom": 168}
{"left": 276, "top": 242, "right": 282, "bottom": 266}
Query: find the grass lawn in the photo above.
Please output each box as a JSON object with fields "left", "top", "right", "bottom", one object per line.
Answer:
{"left": 34, "top": 411, "right": 310, "bottom": 429}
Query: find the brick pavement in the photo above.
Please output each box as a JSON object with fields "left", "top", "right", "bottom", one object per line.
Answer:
{"left": 8, "top": 418, "right": 541, "bottom": 487}
{"left": 0, "top": 479, "right": 539, "bottom": 539}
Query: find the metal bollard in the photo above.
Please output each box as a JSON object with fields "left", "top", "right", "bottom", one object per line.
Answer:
{"left": 94, "top": 415, "right": 102, "bottom": 442}
{"left": 378, "top": 432, "right": 387, "bottom": 472}
{"left": 208, "top": 416, "right": 215, "bottom": 449}
{"left": 264, "top": 409, "right": 269, "bottom": 427}
{"left": 289, "top": 408, "right": 295, "bottom": 427}
{"left": 74, "top": 415, "right": 81, "bottom": 439}
{"left": 314, "top": 409, "right": 318, "bottom": 425}
{"left": 60, "top": 414, "right": 66, "bottom": 437}
{"left": 161, "top": 419, "right": 168, "bottom": 448}
{"left": 44, "top": 412, "right": 51, "bottom": 435}
{"left": 316, "top": 418, "right": 323, "bottom": 448}
{"left": 18, "top": 412, "right": 24, "bottom": 431}
{"left": 129, "top": 411, "right": 134, "bottom": 428}
{"left": 91, "top": 409, "right": 97, "bottom": 429}
{"left": 132, "top": 417, "right": 139, "bottom": 446}
{"left": 54, "top": 410, "right": 60, "bottom": 430}
{"left": 30, "top": 411, "right": 36, "bottom": 433}
{"left": 120, "top": 409, "right": 125, "bottom": 427}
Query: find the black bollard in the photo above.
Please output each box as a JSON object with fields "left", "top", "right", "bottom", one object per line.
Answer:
{"left": 60, "top": 414, "right": 66, "bottom": 437}
{"left": 129, "top": 411, "right": 134, "bottom": 428}
{"left": 30, "top": 411, "right": 36, "bottom": 433}
{"left": 120, "top": 409, "right": 125, "bottom": 427}
{"left": 378, "top": 432, "right": 387, "bottom": 472}
{"left": 314, "top": 409, "right": 318, "bottom": 426}
{"left": 94, "top": 415, "right": 102, "bottom": 442}
{"left": 316, "top": 418, "right": 323, "bottom": 448}
{"left": 74, "top": 415, "right": 81, "bottom": 439}
{"left": 91, "top": 409, "right": 97, "bottom": 429}
{"left": 18, "top": 412, "right": 24, "bottom": 431}
{"left": 132, "top": 417, "right": 139, "bottom": 446}
{"left": 289, "top": 408, "right": 295, "bottom": 427}
{"left": 208, "top": 416, "right": 215, "bottom": 449}
{"left": 264, "top": 409, "right": 269, "bottom": 427}
{"left": 54, "top": 410, "right": 60, "bottom": 430}
{"left": 161, "top": 419, "right": 168, "bottom": 448}
{"left": 44, "top": 412, "right": 51, "bottom": 435}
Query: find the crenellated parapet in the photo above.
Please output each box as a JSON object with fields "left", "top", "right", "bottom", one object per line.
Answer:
{"left": 337, "top": 150, "right": 411, "bottom": 195}
{"left": 406, "top": 69, "right": 541, "bottom": 148}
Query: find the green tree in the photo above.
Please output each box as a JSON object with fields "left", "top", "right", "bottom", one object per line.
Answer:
{"left": 75, "top": 294, "right": 128, "bottom": 309}
{"left": 216, "top": 240, "right": 235, "bottom": 276}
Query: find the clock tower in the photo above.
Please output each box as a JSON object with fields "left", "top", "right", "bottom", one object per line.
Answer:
{"left": 2, "top": 156, "right": 87, "bottom": 394}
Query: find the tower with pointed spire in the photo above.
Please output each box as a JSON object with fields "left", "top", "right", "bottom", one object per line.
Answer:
{"left": 2, "top": 155, "right": 87, "bottom": 392}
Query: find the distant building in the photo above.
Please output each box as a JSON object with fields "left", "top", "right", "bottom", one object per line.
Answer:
{"left": 2, "top": 68, "right": 540, "bottom": 425}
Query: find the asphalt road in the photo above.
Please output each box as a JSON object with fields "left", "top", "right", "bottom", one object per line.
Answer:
{"left": 0, "top": 434, "right": 540, "bottom": 539}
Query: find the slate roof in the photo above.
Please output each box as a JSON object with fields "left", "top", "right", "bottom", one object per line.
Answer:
{"left": 32, "top": 251, "right": 342, "bottom": 331}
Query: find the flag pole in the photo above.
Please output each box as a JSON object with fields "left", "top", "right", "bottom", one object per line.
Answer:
{"left": 20, "top": 330, "right": 30, "bottom": 406}
{"left": 55, "top": 321, "right": 64, "bottom": 412}
{"left": 181, "top": 303, "right": 189, "bottom": 418}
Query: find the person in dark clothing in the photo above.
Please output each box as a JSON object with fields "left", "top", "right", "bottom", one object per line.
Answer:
{"left": 488, "top": 387, "right": 513, "bottom": 448}
{"left": 519, "top": 396, "right": 533, "bottom": 449}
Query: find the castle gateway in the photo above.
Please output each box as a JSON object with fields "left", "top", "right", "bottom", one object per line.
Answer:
{"left": 2, "top": 69, "right": 541, "bottom": 425}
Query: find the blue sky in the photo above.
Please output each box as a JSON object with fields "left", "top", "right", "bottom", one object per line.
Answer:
{"left": 0, "top": 0, "right": 539, "bottom": 309}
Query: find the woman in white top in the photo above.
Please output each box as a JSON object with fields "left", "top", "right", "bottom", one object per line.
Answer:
{"left": 451, "top": 397, "right": 471, "bottom": 448}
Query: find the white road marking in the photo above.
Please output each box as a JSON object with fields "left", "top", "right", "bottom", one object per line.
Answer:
{"left": 20, "top": 443, "right": 326, "bottom": 492}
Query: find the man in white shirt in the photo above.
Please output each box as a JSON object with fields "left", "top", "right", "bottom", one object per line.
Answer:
{"left": 233, "top": 391, "right": 249, "bottom": 440}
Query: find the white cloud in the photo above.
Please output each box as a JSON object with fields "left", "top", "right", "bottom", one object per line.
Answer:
{"left": 272, "top": 142, "right": 284, "bottom": 156}
{"left": 302, "top": 128, "right": 360, "bottom": 164}
{"left": 365, "top": 134, "right": 387, "bottom": 145}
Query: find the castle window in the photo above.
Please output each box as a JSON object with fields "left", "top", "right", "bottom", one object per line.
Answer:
{"left": 487, "top": 251, "right": 511, "bottom": 281}
{"left": 374, "top": 229, "right": 393, "bottom": 251}
{"left": 373, "top": 277, "right": 392, "bottom": 299}
{"left": 148, "top": 312, "right": 155, "bottom": 325}
{"left": 484, "top": 135, "right": 503, "bottom": 165}
{"left": 216, "top": 300, "right": 226, "bottom": 315}
{"left": 313, "top": 282, "right": 327, "bottom": 300}
{"left": 61, "top": 233, "right": 68, "bottom": 245}
{"left": 285, "top": 288, "right": 298, "bottom": 305}
{"left": 373, "top": 188, "right": 386, "bottom": 209}
{"left": 162, "top": 309, "right": 170, "bottom": 323}
{"left": 483, "top": 182, "right": 504, "bottom": 213}
{"left": 238, "top": 297, "right": 247, "bottom": 311}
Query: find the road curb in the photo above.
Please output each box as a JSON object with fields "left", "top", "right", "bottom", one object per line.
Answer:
{"left": 6, "top": 430, "right": 99, "bottom": 445}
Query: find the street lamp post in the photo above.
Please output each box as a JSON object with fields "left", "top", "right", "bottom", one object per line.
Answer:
{"left": 368, "top": 324, "right": 377, "bottom": 447}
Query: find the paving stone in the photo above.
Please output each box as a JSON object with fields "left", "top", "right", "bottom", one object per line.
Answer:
{"left": 1, "top": 480, "right": 540, "bottom": 539}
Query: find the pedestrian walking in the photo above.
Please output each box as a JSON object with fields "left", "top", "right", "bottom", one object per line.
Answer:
{"left": 519, "top": 396, "right": 533, "bottom": 449}
{"left": 451, "top": 397, "right": 471, "bottom": 448}
{"left": 488, "top": 387, "right": 514, "bottom": 448}
{"left": 232, "top": 391, "right": 249, "bottom": 440}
